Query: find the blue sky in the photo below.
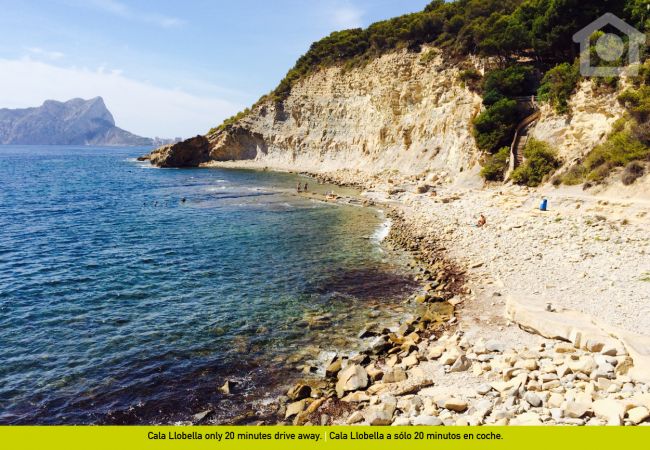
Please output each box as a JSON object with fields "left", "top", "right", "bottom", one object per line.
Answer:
{"left": 0, "top": 0, "right": 430, "bottom": 138}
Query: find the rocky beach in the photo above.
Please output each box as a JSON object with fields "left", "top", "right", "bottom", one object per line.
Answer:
{"left": 8, "top": 0, "right": 650, "bottom": 440}
{"left": 262, "top": 171, "right": 650, "bottom": 427}
{"left": 145, "top": 64, "right": 650, "bottom": 426}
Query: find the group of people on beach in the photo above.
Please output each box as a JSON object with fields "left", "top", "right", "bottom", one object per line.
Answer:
{"left": 296, "top": 182, "right": 308, "bottom": 193}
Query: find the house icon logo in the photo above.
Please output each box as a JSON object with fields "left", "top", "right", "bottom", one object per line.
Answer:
{"left": 573, "top": 13, "right": 646, "bottom": 77}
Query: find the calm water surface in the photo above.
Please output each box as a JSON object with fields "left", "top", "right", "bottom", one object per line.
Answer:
{"left": 0, "top": 146, "right": 416, "bottom": 424}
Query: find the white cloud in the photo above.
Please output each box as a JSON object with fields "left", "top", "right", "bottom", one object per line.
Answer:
{"left": 26, "top": 47, "right": 65, "bottom": 60}
{"left": 330, "top": 5, "right": 365, "bottom": 29}
{"left": 0, "top": 58, "right": 242, "bottom": 138}
{"left": 86, "top": 0, "right": 186, "bottom": 28}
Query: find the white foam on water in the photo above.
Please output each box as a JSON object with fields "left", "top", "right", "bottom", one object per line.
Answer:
{"left": 372, "top": 216, "right": 392, "bottom": 243}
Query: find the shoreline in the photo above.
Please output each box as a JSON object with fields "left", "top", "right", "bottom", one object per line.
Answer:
{"left": 237, "top": 165, "right": 650, "bottom": 426}
{"left": 189, "top": 177, "right": 421, "bottom": 426}
{"left": 270, "top": 207, "right": 467, "bottom": 426}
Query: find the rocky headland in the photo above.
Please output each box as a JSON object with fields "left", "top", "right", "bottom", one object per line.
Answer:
{"left": 138, "top": 135, "right": 211, "bottom": 167}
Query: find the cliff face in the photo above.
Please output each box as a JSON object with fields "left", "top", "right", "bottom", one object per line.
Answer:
{"left": 206, "top": 48, "right": 484, "bottom": 179}
{"left": 146, "top": 48, "right": 626, "bottom": 185}
{"left": 140, "top": 135, "right": 211, "bottom": 167}
{"left": 0, "top": 97, "right": 153, "bottom": 146}
{"left": 531, "top": 81, "right": 625, "bottom": 165}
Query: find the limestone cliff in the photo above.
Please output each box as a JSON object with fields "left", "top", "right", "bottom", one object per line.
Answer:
{"left": 205, "top": 48, "right": 485, "bottom": 179}
{"left": 145, "top": 48, "right": 627, "bottom": 184}
{"left": 530, "top": 81, "right": 625, "bottom": 166}
{"left": 139, "top": 135, "right": 211, "bottom": 167}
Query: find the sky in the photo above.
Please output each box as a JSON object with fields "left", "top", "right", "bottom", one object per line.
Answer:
{"left": 0, "top": 0, "right": 431, "bottom": 138}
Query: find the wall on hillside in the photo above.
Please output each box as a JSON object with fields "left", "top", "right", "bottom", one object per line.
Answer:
{"left": 207, "top": 48, "right": 484, "bottom": 179}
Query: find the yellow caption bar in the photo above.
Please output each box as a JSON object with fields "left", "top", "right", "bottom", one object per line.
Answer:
{"left": 1, "top": 426, "right": 649, "bottom": 450}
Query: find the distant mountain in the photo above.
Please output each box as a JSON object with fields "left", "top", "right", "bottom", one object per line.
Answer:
{"left": 0, "top": 97, "right": 165, "bottom": 146}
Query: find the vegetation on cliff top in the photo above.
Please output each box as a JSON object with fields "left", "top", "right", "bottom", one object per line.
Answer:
{"left": 209, "top": 0, "right": 648, "bottom": 188}
{"left": 212, "top": 0, "right": 640, "bottom": 124}
{"left": 272, "top": 0, "right": 632, "bottom": 102}
{"left": 208, "top": 108, "right": 251, "bottom": 135}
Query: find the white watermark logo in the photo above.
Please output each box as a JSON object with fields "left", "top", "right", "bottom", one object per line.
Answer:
{"left": 573, "top": 13, "right": 646, "bottom": 77}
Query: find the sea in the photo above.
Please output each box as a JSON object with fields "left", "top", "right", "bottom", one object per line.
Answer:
{"left": 0, "top": 145, "right": 417, "bottom": 424}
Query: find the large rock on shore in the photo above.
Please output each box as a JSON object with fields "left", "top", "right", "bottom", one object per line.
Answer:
{"left": 336, "top": 364, "right": 368, "bottom": 397}
{"left": 141, "top": 135, "right": 211, "bottom": 168}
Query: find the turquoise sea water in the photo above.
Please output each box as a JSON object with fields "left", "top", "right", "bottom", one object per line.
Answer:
{"left": 0, "top": 146, "right": 416, "bottom": 424}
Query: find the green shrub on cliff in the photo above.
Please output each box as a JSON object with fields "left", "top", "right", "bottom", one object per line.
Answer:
{"left": 458, "top": 68, "right": 482, "bottom": 91}
{"left": 482, "top": 65, "right": 537, "bottom": 106}
{"left": 480, "top": 147, "right": 511, "bottom": 181}
{"left": 208, "top": 108, "right": 251, "bottom": 135}
{"left": 585, "top": 130, "right": 649, "bottom": 181}
{"left": 420, "top": 48, "right": 440, "bottom": 65}
{"left": 626, "top": 0, "right": 650, "bottom": 29}
{"left": 537, "top": 62, "right": 581, "bottom": 114}
{"left": 561, "top": 128, "right": 650, "bottom": 185}
{"left": 472, "top": 98, "right": 519, "bottom": 153}
{"left": 559, "top": 76, "right": 650, "bottom": 186}
{"left": 618, "top": 87, "right": 650, "bottom": 123}
{"left": 559, "top": 165, "right": 588, "bottom": 186}
{"left": 511, "top": 139, "right": 561, "bottom": 186}
{"left": 622, "top": 161, "right": 646, "bottom": 185}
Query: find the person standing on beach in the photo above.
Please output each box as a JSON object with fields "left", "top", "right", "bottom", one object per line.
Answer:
{"left": 304, "top": 182, "right": 308, "bottom": 192}
{"left": 296, "top": 182, "right": 302, "bottom": 193}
